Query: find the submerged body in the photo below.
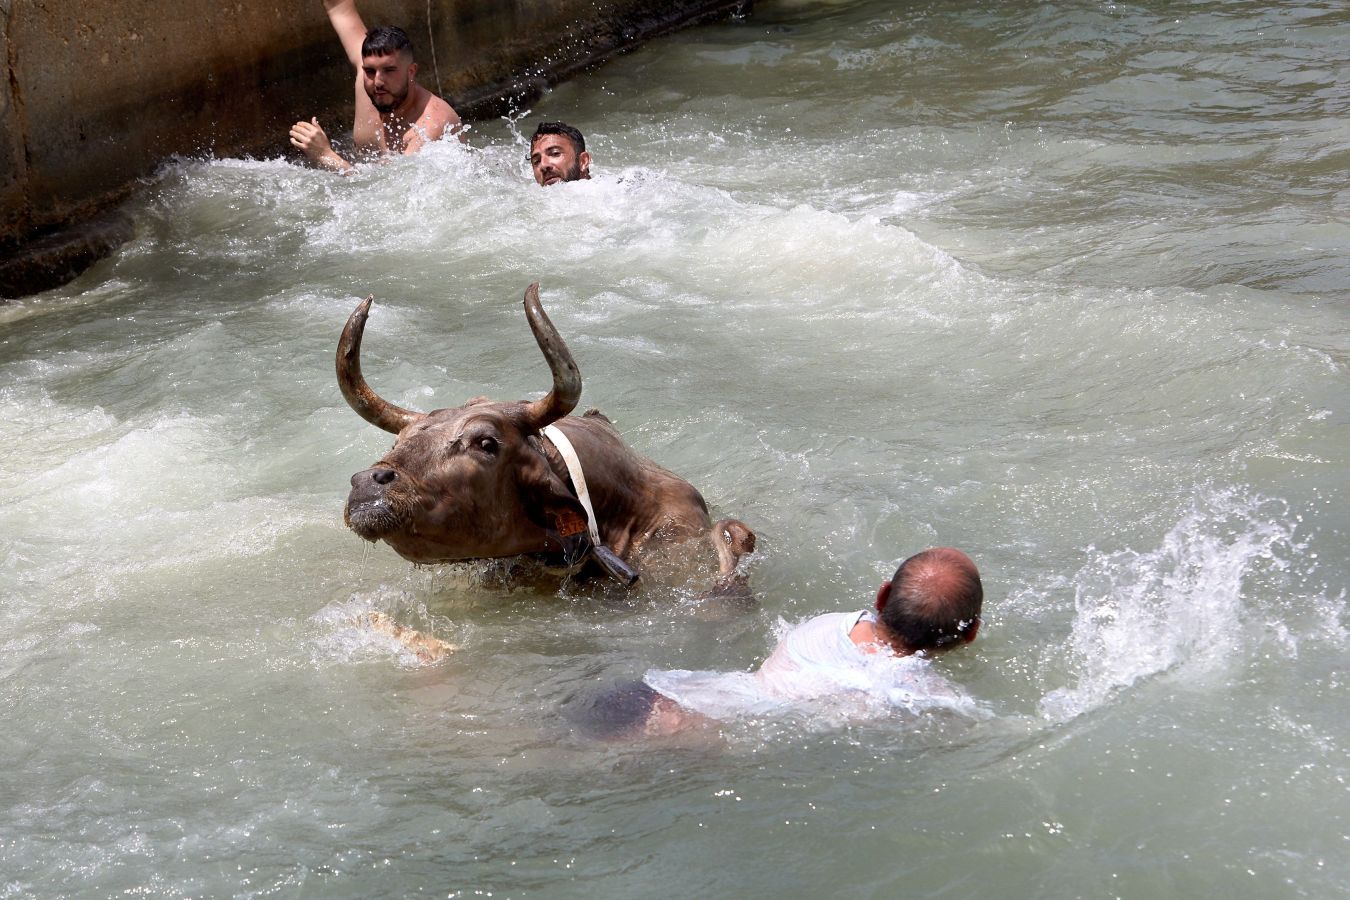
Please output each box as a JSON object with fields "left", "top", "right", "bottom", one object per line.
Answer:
{"left": 643, "top": 611, "right": 978, "bottom": 720}
{"left": 574, "top": 548, "right": 986, "bottom": 737}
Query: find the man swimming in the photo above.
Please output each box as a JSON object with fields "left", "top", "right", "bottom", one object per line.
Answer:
{"left": 576, "top": 547, "right": 984, "bottom": 738}
{"left": 529, "top": 121, "right": 592, "bottom": 186}
{"left": 289, "top": 0, "right": 461, "bottom": 172}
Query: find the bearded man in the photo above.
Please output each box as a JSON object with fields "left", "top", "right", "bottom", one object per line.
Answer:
{"left": 529, "top": 122, "right": 593, "bottom": 186}
{"left": 290, "top": 0, "right": 461, "bottom": 172}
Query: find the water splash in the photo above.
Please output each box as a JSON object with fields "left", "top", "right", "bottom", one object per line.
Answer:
{"left": 1039, "top": 487, "right": 1300, "bottom": 722}
{"left": 311, "top": 588, "right": 459, "bottom": 668}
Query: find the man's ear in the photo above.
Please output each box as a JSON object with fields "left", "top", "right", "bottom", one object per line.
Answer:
{"left": 874, "top": 581, "right": 892, "bottom": 612}
{"left": 579, "top": 150, "right": 592, "bottom": 177}
{"left": 963, "top": 618, "right": 980, "bottom": 644}
{"left": 408, "top": 61, "right": 419, "bottom": 81}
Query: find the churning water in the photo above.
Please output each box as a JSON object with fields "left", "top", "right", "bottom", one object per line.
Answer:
{"left": 2, "top": 0, "right": 1347, "bottom": 896}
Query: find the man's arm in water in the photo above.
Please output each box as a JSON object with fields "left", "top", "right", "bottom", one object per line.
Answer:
{"left": 289, "top": 1, "right": 370, "bottom": 170}
{"left": 289, "top": 117, "right": 355, "bottom": 172}
{"left": 326, "top": 0, "right": 389, "bottom": 156}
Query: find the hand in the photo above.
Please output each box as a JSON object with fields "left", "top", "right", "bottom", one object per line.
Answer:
{"left": 290, "top": 116, "right": 331, "bottom": 159}
{"left": 289, "top": 117, "right": 350, "bottom": 171}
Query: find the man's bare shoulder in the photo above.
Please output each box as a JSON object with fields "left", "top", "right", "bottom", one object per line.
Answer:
{"left": 403, "top": 88, "right": 460, "bottom": 147}
{"left": 419, "top": 91, "right": 460, "bottom": 129}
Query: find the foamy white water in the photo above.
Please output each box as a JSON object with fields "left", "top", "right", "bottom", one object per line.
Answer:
{"left": 2, "top": 1, "right": 1348, "bottom": 896}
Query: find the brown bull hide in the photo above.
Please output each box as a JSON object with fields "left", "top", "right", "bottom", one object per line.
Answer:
{"left": 337, "top": 283, "right": 755, "bottom": 590}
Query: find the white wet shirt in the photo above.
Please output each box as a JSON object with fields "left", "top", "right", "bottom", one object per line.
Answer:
{"left": 755, "top": 610, "right": 879, "bottom": 699}
{"left": 643, "top": 610, "right": 980, "bottom": 722}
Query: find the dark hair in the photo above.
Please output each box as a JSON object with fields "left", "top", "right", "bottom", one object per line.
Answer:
{"left": 531, "top": 121, "right": 586, "bottom": 154}
{"left": 362, "top": 26, "right": 414, "bottom": 59}
{"left": 880, "top": 548, "right": 983, "bottom": 653}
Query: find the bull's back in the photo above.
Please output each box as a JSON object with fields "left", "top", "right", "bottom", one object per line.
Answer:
{"left": 555, "top": 411, "right": 712, "bottom": 555}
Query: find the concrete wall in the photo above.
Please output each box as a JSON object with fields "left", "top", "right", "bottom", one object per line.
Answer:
{"left": 0, "top": 0, "right": 748, "bottom": 297}
{"left": 2, "top": 0, "right": 27, "bottom": 247}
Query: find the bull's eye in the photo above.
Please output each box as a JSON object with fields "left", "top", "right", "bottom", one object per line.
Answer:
{"left": 477, "top": 436, "right": 499, "bottom": 454}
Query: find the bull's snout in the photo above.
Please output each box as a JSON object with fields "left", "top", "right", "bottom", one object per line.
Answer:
{"left": 347, "top": 466, "right": 398, "bottom": 510}
{"left": 346, "top": 467, "right": 402, "bottom": 541}
{"left": 353, "top": 467, "right": 398, "bottom": 489}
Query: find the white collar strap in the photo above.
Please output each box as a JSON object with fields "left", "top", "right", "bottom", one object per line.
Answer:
{"left": 540, "top": 423, "right": 601, "bottom": 545}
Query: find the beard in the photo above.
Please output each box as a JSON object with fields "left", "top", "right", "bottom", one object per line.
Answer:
{"left": 367, "top": 83, "right": 408, "bottom": 113}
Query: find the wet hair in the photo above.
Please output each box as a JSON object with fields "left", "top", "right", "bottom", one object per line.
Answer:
{"left": 880, "top": 548, "right": 983, "bottom": 653}
{"left": 530, "top": 121, "right": 586, "bottom": 155}
{"left": 362, "top": 26, "right": 414, "bottom": 60}
{"left": 563, "top": 681, "right": 660, "bottom": 740}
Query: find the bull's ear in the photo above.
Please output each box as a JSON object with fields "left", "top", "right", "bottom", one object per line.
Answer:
{"left": 516, "top": 447, "right": 590, "bottom": 537}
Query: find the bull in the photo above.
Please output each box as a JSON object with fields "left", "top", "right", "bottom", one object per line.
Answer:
{"left": 337, "top": 282, "right": 756, "bottom": 596}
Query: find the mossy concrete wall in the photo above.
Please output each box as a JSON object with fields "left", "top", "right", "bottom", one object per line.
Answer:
{"left": 0, "top": 0, "right": 748, "bottom": 298}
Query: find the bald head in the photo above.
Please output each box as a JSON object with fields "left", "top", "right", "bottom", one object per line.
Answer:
{"left": 877, "top": 547, "right": 982, "bottom": 654}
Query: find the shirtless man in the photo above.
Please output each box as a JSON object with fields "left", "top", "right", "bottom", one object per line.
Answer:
{"left": 290, "top": 0, "right": 461, "bottom": 172}
{"left": 529, "top": 122, "right": 592, "bottom": 186}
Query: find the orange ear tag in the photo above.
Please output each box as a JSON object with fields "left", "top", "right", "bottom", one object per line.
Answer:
{"left": 555, "top": 509, "right": 588, "bottom": 538}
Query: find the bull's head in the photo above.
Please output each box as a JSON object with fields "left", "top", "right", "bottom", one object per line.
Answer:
{"left": 337, "top": 283, "right": 592, "bottom": 563}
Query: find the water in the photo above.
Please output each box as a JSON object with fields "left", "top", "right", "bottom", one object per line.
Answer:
{"left": 2, "top": 0, "right": 1347, "bottom": 895}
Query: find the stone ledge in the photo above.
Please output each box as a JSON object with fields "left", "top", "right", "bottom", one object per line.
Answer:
{"left": 0, "top": 208, "right": 133, "bottom": 299}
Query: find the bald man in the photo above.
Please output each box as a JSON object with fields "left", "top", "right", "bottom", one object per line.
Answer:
{"left": 578, "top": 548, "right": 984, "bottom": 738}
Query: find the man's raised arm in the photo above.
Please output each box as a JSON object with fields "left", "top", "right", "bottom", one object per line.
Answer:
{"left": 323, "top": 0, "right": 369, "bottom": 69}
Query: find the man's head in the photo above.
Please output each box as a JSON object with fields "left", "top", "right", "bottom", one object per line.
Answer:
{"left": 361, "top": 27, "right": 417, "bottom": 112}
{"left": 875, "top": 548, "right": 983, "bottom": 655}
{"left": 530, "top": 122, "right": 591, "bottom": 186}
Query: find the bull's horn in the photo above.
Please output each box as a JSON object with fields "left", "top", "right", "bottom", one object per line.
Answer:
{"left": 336, "top": 295, "right": 424, "bottom": 435}
{"left": 520, "top": 282, "right": 582, "bottom": 430}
